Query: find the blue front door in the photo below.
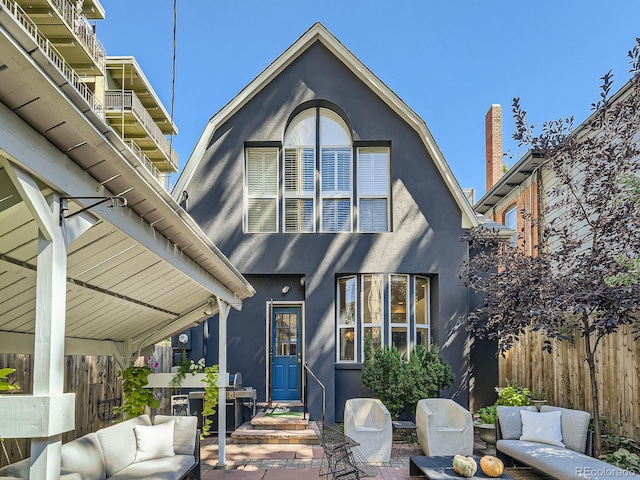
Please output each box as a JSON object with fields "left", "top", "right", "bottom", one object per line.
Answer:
{"left": 271, "top": 306, "right": 301, "bottom": 401}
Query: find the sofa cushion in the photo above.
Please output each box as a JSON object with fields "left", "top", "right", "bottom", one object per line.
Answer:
{"left": 540, "top": 405, "right": 590, "bottom": 453}
{"left": 519, "top": 410, "right": 564, "bottom": 447}
{"left": 108, "top": 454, "right": 195, "bottom": 480}
{"left": 496, "top": 405, "right": 537, "bottom": 439}
{"left": 497, "top": 439, "right": 632, "bottom": 480}
{"left": 134, "top": 421, "right": 175, "bottom": 462}
{"left": 97, "top": 414, "right": 151, "bottom": 476}
{"left": 153, "top": 415, "right": 198, "bottom": 455}
{"left": 61, "top": 432, "right": 106, "bottom": 480}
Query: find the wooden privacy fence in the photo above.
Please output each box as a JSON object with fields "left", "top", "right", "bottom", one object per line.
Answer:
{"left": 499, "top": 325, "right": 640, "bottom": 442}
{"left": 0, "top": 345, "right": 174, "bottom": 468}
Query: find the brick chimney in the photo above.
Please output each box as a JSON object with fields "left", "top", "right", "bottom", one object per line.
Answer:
{"left": 485, "top": 104, "right": 503, "bottom": 191}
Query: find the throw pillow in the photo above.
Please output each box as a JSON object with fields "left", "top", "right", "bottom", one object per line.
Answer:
{"left": 133, "top": 420, "right": 175, "bottom": 462}
{"left": 519, "top": 410, "right": 565, "bottom": 447}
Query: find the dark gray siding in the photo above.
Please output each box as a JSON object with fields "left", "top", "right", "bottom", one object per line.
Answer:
{"left": 183, "top": 41, "right": 473, "bottom": 422}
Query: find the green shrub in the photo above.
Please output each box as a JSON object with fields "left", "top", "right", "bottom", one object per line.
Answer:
{"left": 0, "top": 368, "right": 19, "bottom": 392}
{"left": 495, "top": 382, "right": 532, "bottom": 406}
{"left": 361, "top": 338, "right": 454, "bottom": 418}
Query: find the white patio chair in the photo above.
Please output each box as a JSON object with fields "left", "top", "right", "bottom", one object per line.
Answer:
{"left": 344, "top": 398, "right": 392, "bottom": 462}
{"left": 416, "top": 398, "right": 473, "bottom": 456}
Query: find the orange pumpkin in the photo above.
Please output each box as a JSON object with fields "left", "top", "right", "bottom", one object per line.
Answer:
{"left": 480, "top": 455, "right": 504, "bottom": 477}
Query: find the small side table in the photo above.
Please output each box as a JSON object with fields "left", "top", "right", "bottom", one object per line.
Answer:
{"left": 392, "top": 420, "right": 417, "bottom": 455}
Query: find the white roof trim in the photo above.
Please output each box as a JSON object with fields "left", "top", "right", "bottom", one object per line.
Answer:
{"left": 173, "top": 22, "right": 477, "bottom": 229}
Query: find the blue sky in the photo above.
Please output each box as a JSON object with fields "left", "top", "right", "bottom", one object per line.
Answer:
{"left": 98, "top": 1, "right": 639, "bottom": 199}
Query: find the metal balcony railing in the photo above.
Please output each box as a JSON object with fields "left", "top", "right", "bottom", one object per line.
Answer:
{"left": 1, "top": 0, "right": 104, "bottom": 117}
{"left": 124, "top": 140, "right": 172, "bottom": 191}
{"left": 47, "top": 0, "right": 106, "bottom": 72}
{"left": 105, "top": 90, "right": 178, "bottom": 171}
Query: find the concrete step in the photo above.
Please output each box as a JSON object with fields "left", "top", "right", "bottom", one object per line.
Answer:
{"left": 251, "top": 411, "right": 309, "bottom": 430}
{"left": 231, "top": 420, "right": 320, "bottom": 445}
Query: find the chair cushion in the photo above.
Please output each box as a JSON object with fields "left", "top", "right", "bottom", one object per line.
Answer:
{"left": 153, "top": 415, "right": 198, "bottom": 455}
{"left": 496, "top": 405, "right": 537, "bottom": 439}
{"left": 540, "top": 405, "right": 590, "bottom": 453}
{"left": 133, "top": 421, "right": 175, "bottom": 463}
{"left": 96, "top": 414, "right": 151, "bottom": 476}
{"left": 519, "top": 410, "right": 564, "bottom": 447}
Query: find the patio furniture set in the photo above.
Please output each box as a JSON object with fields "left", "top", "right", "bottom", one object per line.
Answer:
{"left": 0, "top": 414, "right": 200, "bottom": 480}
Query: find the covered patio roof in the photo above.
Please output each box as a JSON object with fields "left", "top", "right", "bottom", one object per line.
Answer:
{"left": 0, "top": 8, "right": 254, "bottom": 476}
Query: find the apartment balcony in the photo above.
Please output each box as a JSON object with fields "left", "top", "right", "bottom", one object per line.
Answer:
{"left": 15, "top": 0, "right": 106, "bottom": 74}
{"left": 124, "top": 140, "right": 172, "bottom": 191}
{"left": 105, "top": 90, "right": 179, "bottom": 173}
{"left": 0, "top": 0, "right": 104, "bottom": 114}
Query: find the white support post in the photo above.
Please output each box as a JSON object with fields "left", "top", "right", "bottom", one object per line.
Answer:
{"left": 215, "top": 297, "right": 231, "bottom": 469}
{"left": 4, "top": 159, "right": 72, "bottom": 480}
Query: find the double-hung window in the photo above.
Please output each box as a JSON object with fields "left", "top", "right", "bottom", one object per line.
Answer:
{"left": 337, "top": 275, "right": 357, "bottom": 362}
{"left": 390, "top": 274, "right": 409, "bottom": 357}
{"left": 358, "top": 147, "right": 389, "bottom": 232}
{"left": 246, "top": 148, "right": 278, "bottom": 233}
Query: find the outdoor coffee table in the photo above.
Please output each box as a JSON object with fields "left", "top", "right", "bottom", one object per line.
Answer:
{"left": 409, "top": 456, "right": 514, "bottom": 479}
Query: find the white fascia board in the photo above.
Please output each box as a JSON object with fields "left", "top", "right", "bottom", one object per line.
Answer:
{"left": 0, "top": 393, "right": 75, "bottom": 438}
{"left": 173, "top": 23, "right": 478, "bottom": 229}
{"left": 0, "top": 103, "right": 242, "bottom": 309}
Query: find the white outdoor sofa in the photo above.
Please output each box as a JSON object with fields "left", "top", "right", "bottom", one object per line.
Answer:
{"left": 496, "top": 405, "right": 635, "bottom": 480}
{"left": 0, "top": 414, "right": 200, "bottom": 480}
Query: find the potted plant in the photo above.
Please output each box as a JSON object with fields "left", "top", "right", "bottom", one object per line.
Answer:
{"left": 474, "top": 405, "right": 498, "bottom": 452}
{"left": 531, "top": 389, "right": 547, "bottom": 411}
{"left": 475, "top": 381, "right": 533, "bottom": 452}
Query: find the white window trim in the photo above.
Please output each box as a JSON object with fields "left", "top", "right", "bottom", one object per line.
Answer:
{"left": 414, "top": 276, "right": 431, "bottom": 349}
{"left": 388, "top": 273, "right": 410, "bottom": 358}
{"left": 357, "top": 147, "right": 390, "bottom": 232}
{"left": 336, "top": 275, "right": 358, "bottom": 363}
{"left": 283, "top": 146, "right": 316, "bottom": 233}
{"left": 360, "top": 273, "right": 384, "bottom": 360}
{"left": 320, "top": 146, "right": 353, "bottom": 232}
{"left": 245, "top": 147, "right": 279, "bottom": 233}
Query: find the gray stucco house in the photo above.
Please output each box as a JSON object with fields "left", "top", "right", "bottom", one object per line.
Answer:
{"left": 172, "top": 23, "right": 487, "bottom": 422}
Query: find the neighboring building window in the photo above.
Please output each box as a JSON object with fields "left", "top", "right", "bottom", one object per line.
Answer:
{"left": 337, "top": 273, "right": 430, "bottom": 363}
{"left": 358, "top": 147, "right": 389, "bottom": 232}
{"left": 246, "top": 148, "right": 278, "bottom": 233}
{"left": 337, "top": 275, "right": 357, "bottom": 362}
{"left": 414, "top": 276, "right": 430, "bottom": 347}
{"left": 504, "top": 205, "right": 517, "bottom": 244}
{"left": 390, "top": 274, "right": 409, "bottom": 357}
{"left": 362, "top": 274, "right": 383, "bottom": 355}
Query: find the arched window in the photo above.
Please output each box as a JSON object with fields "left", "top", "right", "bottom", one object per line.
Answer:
{"left": 244, "top": 105, "right": 390, "bottom": 233}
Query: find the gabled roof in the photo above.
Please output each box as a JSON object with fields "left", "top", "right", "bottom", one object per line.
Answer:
{"left": 173, "top": 22, "right": 478, "bottom": 229}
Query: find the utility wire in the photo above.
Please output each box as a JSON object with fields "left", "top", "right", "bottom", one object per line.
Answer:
{"left": 169, "top": 0, "right": 177, "bottom": 149}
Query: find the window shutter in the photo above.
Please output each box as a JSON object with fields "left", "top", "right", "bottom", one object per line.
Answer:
{"left": 357, "top": 147, "right": 389, "bottom": 232}
{"left": 285, "top": 148, "right": 314, "bottom": 194}
{"left": 358, "top": 148, "right": 388, "bottom": 195}
{"left": 246, "top": 148, "right": 278, "bottom": 233}
{"left": 323, "top": 199, "right": 351, "bottom": 231}
{"left": 321, "top": 148, "right": 351, "bottom": 194}
{"left": 285, "top": 199, "right": 314, "bottom": 232}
